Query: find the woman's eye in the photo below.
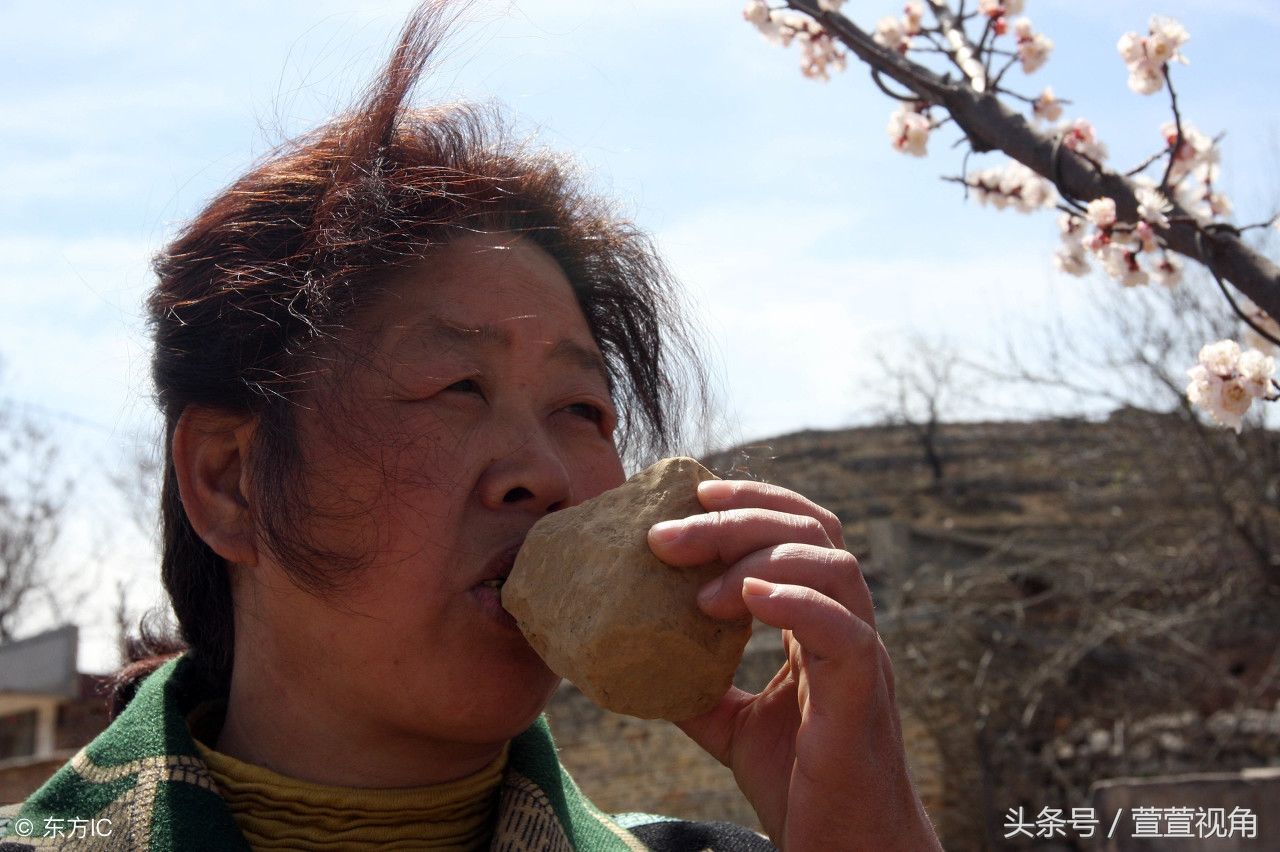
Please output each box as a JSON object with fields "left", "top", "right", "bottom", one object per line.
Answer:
{"left": 565, "top": 402, "right": 605, "bottom": 423}
{"left": 445, "top": 379, "right": 483, "bottom": 395}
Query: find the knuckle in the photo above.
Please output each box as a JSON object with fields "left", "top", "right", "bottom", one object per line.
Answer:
{"left": 797, "top": 514, "right": 826, "bottom": 540}
{"left": 687, "top": 510, "right": 713, "bottom": 534}
{"left": 757, "top": 481, "right": 788, "bottom": 500}
{"left": 818, "top": 505, "right": 841, "bottom": 532}
{"left": 771, "top": 541, "right": 811, "bottom": 562}
{"left": 705, "top": 509, "right": 727, "bottom": 537}
{"left": 828, "top": 547, "right": 858, "bottom": 570}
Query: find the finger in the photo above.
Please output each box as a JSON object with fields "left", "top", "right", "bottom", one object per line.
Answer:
{"left": 741, "top": 578, "right": 887, "bottom": 713}
{"left": 697, "top": 479, "right": 845, "bottom": 548}
{"left": 671, "top": 686, "right": 757, "bottom": 766}
{"left": 695, "top": 543, "right": 875, "bottom": 630}
{"left": 648, "top": 507, "right": 833, "bottom": 568}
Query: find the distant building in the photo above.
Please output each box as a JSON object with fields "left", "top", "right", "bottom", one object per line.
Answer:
{"left": 0, "top": 626, "right": 111, "bottom": 804}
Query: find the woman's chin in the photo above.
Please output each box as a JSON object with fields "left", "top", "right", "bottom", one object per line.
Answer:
{"left": 445, "top": 658, "right": 561, "bottom": 741}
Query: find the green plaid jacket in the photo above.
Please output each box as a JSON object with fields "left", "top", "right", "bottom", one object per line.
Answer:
{"left": 0, "top": 656, "right": 772, "bottom": 851}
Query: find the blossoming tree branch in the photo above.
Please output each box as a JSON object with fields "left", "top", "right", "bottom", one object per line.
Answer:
{"left": 742, "top": 0, "right": 1280, "bottom": 431}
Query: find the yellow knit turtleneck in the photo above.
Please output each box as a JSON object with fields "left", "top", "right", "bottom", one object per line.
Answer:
{"left": 186, "top": 701, "right": 507, "bottom": 851}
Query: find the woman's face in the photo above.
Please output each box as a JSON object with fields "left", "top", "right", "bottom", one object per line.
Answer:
{"left": 245, "top": 232, "right": 626, "bottom": 749}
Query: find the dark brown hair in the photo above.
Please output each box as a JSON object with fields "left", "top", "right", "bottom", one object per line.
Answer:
{"left": 110, "top": 2, "right": 707, "bottom": 715}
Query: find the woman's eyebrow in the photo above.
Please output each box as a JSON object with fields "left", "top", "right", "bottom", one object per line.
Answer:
{"left": 548, "top": 337, "right": 612, "bottom": 387}
{"left": 399, "top": 316, "right": 501, "bottom": 348}
{"left": 396, "top": 317, "right": 611, "bottom": 385}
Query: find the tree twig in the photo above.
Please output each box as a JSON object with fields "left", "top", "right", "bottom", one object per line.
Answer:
{"left": 1159, "top": 66, "right": 1185, "bottom": 191}
{"left": 779, "top": 0, "right": 1280, "bottom": 320}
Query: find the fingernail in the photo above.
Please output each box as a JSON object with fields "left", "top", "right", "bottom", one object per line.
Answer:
{"left": 650, "top": 520, "right": 684, "bottom": 544}
{"left": 697, "top": 480, "right": 732, "bottom": 504}
{"left": 698, "top": 576, "right": 724, "bottom": 604}
{"left": 742, "top": 577, "right": 776, "bottom": 597}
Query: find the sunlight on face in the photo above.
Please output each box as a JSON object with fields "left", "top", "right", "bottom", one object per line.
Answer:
{"left": 243, "top": 233, "right": 628, "bottom": 746}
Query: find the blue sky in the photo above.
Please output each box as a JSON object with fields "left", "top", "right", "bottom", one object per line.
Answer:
{"left": 2, "top": 0, "right": 1277, "bottom": 669}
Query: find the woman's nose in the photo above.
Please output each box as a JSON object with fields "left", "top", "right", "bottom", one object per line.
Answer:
{"left": 476, "top": 423, "right": 572, "bottom": 514}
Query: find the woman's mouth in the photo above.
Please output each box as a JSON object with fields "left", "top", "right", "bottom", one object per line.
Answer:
{"left": 472, "top": 544, "right": 522, "bottom": 629}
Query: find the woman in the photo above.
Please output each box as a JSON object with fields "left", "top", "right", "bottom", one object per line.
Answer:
{"left": 1, "top": 5, "right": 940, "bottom": 850}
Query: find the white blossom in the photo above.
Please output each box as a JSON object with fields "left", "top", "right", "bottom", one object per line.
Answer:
{"left": 947, "top": 31, "right": 988, "bottom": 90}
{"left": 1199, "top": 339, "right": 1241, "bottom": 377}
{"left": 1127, "top": 63, "right": 1164, "bottom": 95}
{"left": 1054, "top": 243, "right": 1090, "bottom": 276}
{"left": 1186, "top": 366, "right": 1247, "bottom": 432}
{"left": 1147, "top": 16, "right": 1190, "bottom": 65}
{"left": 1032, "top": 87, "right": 1063, "bottom": 123}
{"left": 1062, "top": 119, "right": 1108, "bottom": 163}
{"left": 1174, "top": 180, "right": 1232, "bottom": 223}
{"left": 1163, "top": 121, "right": 1218, "bottom": 184}
{"left": 1151, "top": 252, "right": 1183, "bottom": 287}
{"left": 1014, "top": 19, "right": 1053, "bottom": 74}
{"left": 1132, "top": 220, "right": 1158, "bottom": 253}
{"left": 747, "top": 12, "right": 786, "bottom": 44}
{"left": 979, "top": 0, "right": 1024, "bottom": 17}
{"left": 1135, "top": 187, "right": 1171, "bottom": 229}
{"left": 1238, "top": 349, "right": 1277, "bottom": 398}
{"left": 1117, "top": 32, "right": 1145, "bottom": 66}
{"left": 1016, "top": 170, "right": 1055, "bottom": 209}
{"left": 968, "top": 161, "right": 1056, "bottom": 212}
{"left": 773, "top": 10, "right": 812, "bottom": 42}
{"left": 748, "top": 9, "right": 809, "bottom": 48}
{"left": 1055, "top": 214, "right": 1093, "bottom": 277}
{"left": 1206, "top": 191, "right": 1232, "bottom": 218}
{"left": 1186, "top": 339, "right": 1272, "bottom": 432}
{"left": 1117, "top": 17, "right": 1189, "bottom": 97}
{"left": 749, "top": 9, "right": 848, "bottom": 79}
{"left": 887, "top": 103, "right": 931, "bottom": 156}
{"left": 874, "top": 16, "right": 911, "bottom": 53}
{"left": 903, "top": 1, "right": 925, "bottom": 34}
{"left": 1195, "top": 160, "right": 1222, "bottom": 185}
{"left": 817, "top": 0, "right": 847, "bottom": 11}
{"left": 1102, "top": 245, "right": 1148, "bottom": 287}
{"left": 1085, "top": 197, "right": 1117, "bottom": 229}
{"left": 797, "top": 27, "right": 847, "bottom": 80}
{"left": 1058, "top": 213, "right": 1084, "bottom": 237}
{"left": 1185, "top": 365, "right": 1215, "bottom": 412}
{"left": 743, "top": 0, "right": 771, "bottom": 26}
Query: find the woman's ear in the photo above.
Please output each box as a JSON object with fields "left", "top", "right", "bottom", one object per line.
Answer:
{"left": 172, "top": 407, "right": 259, "bottom": 566}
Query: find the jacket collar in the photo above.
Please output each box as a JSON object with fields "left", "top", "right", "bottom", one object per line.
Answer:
{"left": 6, "top": 654, "right": 645, "bottom": 851}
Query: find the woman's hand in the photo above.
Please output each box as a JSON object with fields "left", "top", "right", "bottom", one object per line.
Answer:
{"left": 647, "top": 479, "right": 941, "bottom": 852}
